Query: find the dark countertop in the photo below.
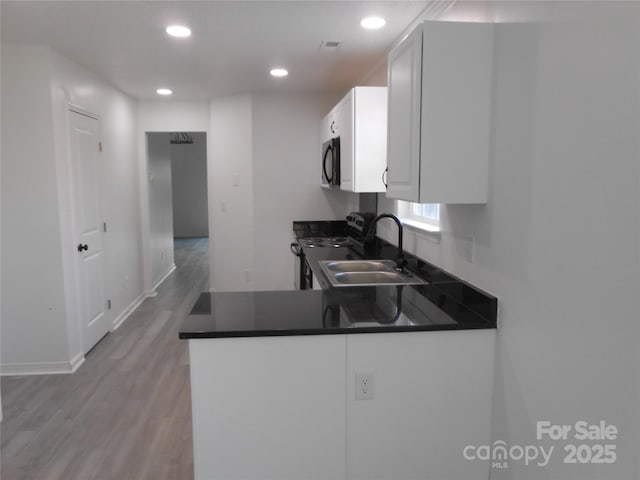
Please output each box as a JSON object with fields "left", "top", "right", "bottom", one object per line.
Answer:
{"left": 304, "top": 242, "right": 497, "bottom": 326}
{"left": 179, "top": 244, "right": 497, "bottom": 340}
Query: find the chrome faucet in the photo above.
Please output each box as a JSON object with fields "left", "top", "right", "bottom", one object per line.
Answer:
{"left": 365, "top": 213, "right": 408, "bottom": 272}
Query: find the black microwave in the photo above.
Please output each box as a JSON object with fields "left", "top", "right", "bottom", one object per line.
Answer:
{"left": 322, "top": 137, "right": 340, "bottom": 186}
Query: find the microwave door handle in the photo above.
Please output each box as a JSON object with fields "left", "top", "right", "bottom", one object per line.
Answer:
{"left": 323, "top": 145, "right": 333, "bottom": 183}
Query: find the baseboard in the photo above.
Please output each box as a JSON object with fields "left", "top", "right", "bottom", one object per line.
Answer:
{"left": 112, "top": 292, "right": 146, "bottom": 330}
{"left": 70, "top": 352, "right": 85, "bottom": 373}
{"left": 1, "top": 356, "right": 84, "bottom": 376}
{"left": 146, "top": 264, "right": 177, "bottom": 298}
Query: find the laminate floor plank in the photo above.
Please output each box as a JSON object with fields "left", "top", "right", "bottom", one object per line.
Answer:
{"left": 1, "top": 238, "right": 209, "bottom": 480}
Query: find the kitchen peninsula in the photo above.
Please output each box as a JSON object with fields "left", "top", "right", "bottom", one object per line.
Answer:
{"left": 180, "top": 237, "right": 497, "bottom": 480}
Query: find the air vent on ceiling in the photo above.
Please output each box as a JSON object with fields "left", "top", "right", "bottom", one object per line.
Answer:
{"left": 319, "top": 40, "right": 341, "bottom": 52}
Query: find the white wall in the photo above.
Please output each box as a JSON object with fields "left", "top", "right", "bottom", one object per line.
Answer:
{"left": 209, "top": 95, "right": 255, "bottom": 292}
{"left": 0, "top": 3, "right": 3, "bottom": 418}
{"left": 1, "top": 45, "right": 141, "bottom": 373}
{"left": 376, "top": 3, "right": 640, "bottom": 478}
{"left": 1, "top": 46, "right": 69, "bottom": 369}
{"left": 137, "top": 93, "right": 353, "bottom": 294}
{"left": 252, "top": 93, "right": 357, "bottom": 291}
{"left": 208, "top": 93, "right": 355, "bottom": 292}
{"left": 137, "top": 100, "right": 209, "bottom": 293}
{"left": 147, "top": 133, "right": 175, "bottom": 286}
{"left": 171, "top": 132, "right": 208, "bottom": 238}
{"left": 48, "top": 48, "right": 142, "bottom": 351}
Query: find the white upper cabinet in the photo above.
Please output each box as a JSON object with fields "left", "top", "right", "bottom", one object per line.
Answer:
{"left": 386, "top": 21, "right": 494, "bottom": 204}
{"left": 338, "top": 87, "right": 388, "bottom": 193}
{"left": 321, "top": 107, "right": 339, "bottom": 143}
{"left": 386, "top": 26, "right": 423, "bottom": 202}
{"left": 321, "top": 86, "right": 387, "bottom": 192}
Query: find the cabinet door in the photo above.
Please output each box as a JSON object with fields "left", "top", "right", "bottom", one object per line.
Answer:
{"left": 346, "top": 331, "right": 495, "bottom": 480}
{"left": 337, "top": 90, "right": 354, "bottom": 191}
{"left": 352, "top": 87, "right": 388, "bottom": 193}
{"left": 190, "top": 336, "right": 347, "bottom": 480}
{"left": 386, "top": 25, "right": 423, "bottom": 202}
{"left": 420, "top": 21, "right": 493, "bottom": 203}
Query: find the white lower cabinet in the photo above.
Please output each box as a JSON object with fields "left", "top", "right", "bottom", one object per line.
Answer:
{"left": 346, "top": 330, "right": 495, "bottom": 480}
{"left": 189, "top": 330, "right": 495, "bottom": 480}
{"left": 190, "top": 335, "right": 347, "bottom": 480}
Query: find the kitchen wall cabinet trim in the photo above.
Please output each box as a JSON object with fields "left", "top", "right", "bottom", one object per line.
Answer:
{"left": 386, "top": 21, "right": 494, "bottom": 204}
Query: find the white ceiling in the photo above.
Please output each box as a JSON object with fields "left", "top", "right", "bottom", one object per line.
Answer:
{"left": 1, "top": 1, "right": 434, "bottom": 100}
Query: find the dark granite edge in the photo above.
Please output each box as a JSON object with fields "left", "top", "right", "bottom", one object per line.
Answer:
{"left": 180, "top": 322, "right": 494, "bottom": 340}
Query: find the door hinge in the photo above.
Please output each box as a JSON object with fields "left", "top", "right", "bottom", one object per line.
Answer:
{"left": 98, "top": 141, "right": 103, "bottom": 152}
{"left": 103, "top": 222, "right": 107, "bottom": 233}
{"left": 107, "top": 299, "right": 112, "bottom": 310}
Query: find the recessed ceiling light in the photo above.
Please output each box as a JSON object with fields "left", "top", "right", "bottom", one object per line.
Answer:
{"left": 166, "top": 25, "right": 191, "bottom": 38}
{"left": 270, "top": 68, "right": 289, "bottom": 77}
{"left": 157, "top": 88, "right": 173, "bottom": 95}
{"left": 360, "top": 16, "right": 386, "bottom": 29}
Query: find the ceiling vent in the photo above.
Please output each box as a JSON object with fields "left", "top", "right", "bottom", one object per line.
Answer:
{"left": 319, "top": 40, "right": 341, "bottom": 52}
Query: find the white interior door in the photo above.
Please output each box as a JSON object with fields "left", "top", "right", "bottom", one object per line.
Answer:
{"left": 69, "top": 109, "right": 110, "bottom": 354}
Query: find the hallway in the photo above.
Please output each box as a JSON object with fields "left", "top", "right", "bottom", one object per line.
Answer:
{"left": 1, "top": 238, "right": 208, "bottom": 480}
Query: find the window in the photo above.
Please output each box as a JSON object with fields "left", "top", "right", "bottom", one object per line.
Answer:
{"left": 397, "top": 201, "right": 440, "bottom": 232}
{"left": 411, "top": 203, "right": 439, "bottom": 224}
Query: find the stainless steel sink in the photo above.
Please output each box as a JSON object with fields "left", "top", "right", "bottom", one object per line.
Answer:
{"left": 319, "top": 260, "right": 427, "bottom": 287}
{"left": 323, "top": 260, "right": 396, "bottom": 273}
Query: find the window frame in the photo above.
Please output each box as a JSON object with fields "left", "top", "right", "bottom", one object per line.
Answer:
{"left": 396, "top": 200, "right": 441, "bottom": 233}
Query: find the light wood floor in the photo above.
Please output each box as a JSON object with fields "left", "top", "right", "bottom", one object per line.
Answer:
{"left": 1, "top": 237, "right": 209, "bottom": 480}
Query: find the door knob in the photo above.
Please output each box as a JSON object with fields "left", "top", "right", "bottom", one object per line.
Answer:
{"left": 77, "top": 243, "right": 88, "bottom": 252}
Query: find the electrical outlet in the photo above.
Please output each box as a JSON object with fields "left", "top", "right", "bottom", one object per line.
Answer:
{"left": 355, "top": 373, "right": 374, "bottom": 400}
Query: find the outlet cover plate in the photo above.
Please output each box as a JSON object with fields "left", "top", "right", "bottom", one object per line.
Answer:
{"left": 355, "top": 373, "right": 374, "bottom": 400}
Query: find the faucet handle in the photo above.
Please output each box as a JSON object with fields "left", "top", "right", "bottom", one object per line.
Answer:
{"left": 396, "top": 256, "right": 408, "bottom": 272}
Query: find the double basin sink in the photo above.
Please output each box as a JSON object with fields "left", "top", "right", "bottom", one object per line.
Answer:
{"left": 319, "top": 260, "right": 427, "bottom": 288}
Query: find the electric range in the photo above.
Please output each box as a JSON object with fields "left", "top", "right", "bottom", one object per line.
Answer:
{"left": 291, "top": 213, "right": 377, "bottom": 289}
{"left": 297, "top": 236, "right": 351, "bottom": 248}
